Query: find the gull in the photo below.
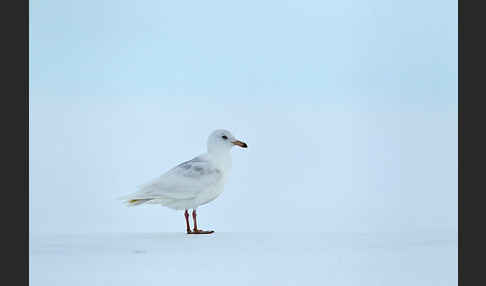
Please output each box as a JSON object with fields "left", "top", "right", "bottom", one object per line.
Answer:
{"left": 123, "top": 129, "right": 247, "bottom": 234}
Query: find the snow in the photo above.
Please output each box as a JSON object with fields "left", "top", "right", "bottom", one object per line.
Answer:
{"left": 30, "top": 231, "right": 457, "bottom": 286}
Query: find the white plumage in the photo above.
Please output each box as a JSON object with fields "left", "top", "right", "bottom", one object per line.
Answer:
{"left": 122, "top": 129, "right": 247, "bottom": 211}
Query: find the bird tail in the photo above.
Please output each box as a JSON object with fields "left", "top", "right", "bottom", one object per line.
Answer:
{"left": 118, "top": 193, "right": 153, "bottom": 207}
{"left": 125, "top": 198, "right": 152, "bottom": 206}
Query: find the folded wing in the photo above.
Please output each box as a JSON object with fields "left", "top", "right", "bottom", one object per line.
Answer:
{"left": 129, "top": 157, "right": 222, "bottom": 201}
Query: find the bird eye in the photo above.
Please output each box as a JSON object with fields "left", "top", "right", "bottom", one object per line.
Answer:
{"left": 222, "top": 135, "right": 228, "bottom": 140}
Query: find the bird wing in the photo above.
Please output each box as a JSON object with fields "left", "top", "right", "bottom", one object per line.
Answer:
{"left": 133, "top": 157, "right": 223, "bottom": 200}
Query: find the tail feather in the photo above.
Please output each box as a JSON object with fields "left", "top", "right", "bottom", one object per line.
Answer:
{"left": 125, "top": 198, "right": 151, "bottom": 206}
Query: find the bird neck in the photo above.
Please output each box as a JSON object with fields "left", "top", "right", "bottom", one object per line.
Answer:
{"left": 207, "top": 149, "right": 232, "bottom": 171}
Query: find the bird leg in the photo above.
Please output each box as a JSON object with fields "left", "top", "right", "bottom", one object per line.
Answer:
{"left": 189, "top": 209, "right": 214, "bottom": 234}
{"left": 184, "top": 209, "right": 192, "bottom": 234}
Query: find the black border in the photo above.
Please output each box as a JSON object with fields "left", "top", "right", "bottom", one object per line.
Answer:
{"left": 1, "top": 0, "right": 29, "bottom": 285}
{"left": 459, "top": 0, "right": 484, "bottom": 285}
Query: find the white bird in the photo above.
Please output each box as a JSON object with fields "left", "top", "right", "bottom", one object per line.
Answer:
{"left": 122, "top": 129, "right": 248, "bottom": 234}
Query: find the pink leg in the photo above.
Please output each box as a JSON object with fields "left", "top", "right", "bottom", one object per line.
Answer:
{"left": 189, "top": 209, "right": 214, "bottom": 234}
{"left": 184, "top": 209, "right": 192, "bottom": 234}
{"left": 192, "top": 209, "right": 198, "bottom": 231}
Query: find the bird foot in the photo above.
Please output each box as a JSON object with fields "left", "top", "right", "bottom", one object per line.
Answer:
{"left": 187, "top": 229, "right": 214, "bottom": 234}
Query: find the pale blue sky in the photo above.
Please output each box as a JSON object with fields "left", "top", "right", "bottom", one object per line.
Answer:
{"left": 29, "top": 0, "right": 457, "bottom": 234}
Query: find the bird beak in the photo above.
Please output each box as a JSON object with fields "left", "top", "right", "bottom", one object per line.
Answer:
{"left": 232, "top": 140, "right": 248, "bottom": 148}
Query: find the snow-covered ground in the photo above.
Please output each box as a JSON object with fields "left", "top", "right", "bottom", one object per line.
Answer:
{"left": 30, "top": 231, "right": 457, "bottom": 286}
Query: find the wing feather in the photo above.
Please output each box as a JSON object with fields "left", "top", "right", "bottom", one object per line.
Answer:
{"left": 132, "top": 157, "right": 222, "bottom": 200}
